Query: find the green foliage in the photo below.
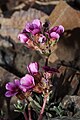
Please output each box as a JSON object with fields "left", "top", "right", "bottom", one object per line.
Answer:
{"left": 29, "top": 91, "right": 65, "bottom": 119}
{"left": 49, "top": 103, "right": 64, "bottom": 117}
{"left": 14, "top": 100, "right": 27, "bottom": 113}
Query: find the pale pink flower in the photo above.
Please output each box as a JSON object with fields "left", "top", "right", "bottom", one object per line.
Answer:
{"left": 18, "top": 33, "right": 29, "bottom": 43}
{"left": 50, "top": 25, "right": 64, "bottom": 35}
{"left": 49, "top": 25, "right": 64, "bottom": 40}
{"left": 50, "top": 32, "right": 60, "bottom": 40}
{"left": 20, "top": 74, "right": 35, "bottom": 92}
{"left": 25, "top": 19, "right": 42, "bottom": 35}
{"left": 27, "top": 62, "right": 39, "bottom": 75}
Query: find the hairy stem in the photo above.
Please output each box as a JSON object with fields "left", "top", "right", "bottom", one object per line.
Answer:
{"left": 38, "top": 95, "right": 48, "bottom": 120}
{"left": 28, "top": 104, "right": 32, "bottom": 120}
{"left": 23, "top": 111, "right": 28, "bottom": 120}
{"left": 45, "top": 57, "right": 48, "bottom": 66}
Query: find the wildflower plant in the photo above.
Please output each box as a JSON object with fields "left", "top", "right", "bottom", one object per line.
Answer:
{"left": 5, "top": 19, "right": 64, "bottom": 120}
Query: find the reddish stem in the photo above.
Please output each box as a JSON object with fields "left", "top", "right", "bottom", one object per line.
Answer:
{"left": 23, "top": 111, "right": 28, "bottom": 120}
{"left": 45, "top": 57, "right": 48, "bottom": 66}
{"left": 28, "top": 105, "right": 32, "bottom": 120}
{"left": 38, "top": 95, "right": 48, "bottom": 120}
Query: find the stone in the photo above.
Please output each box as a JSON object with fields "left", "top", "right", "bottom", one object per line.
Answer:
{"left": 49, "top": 1, "right": 80, "bottom": 29}
{"left": 0, "top": 35, "right": 13, "bottom": 48}
{"left": 0, "top": 36, "right": 16, "bottom": 74}
{"left": 0, "top": 25, "right": 20, "bottom": 43}
{"left": 11, "top": 8, "right": 47, "bottom": 29}
{"left": 52, "top": 66, "right": 80, "bottom": 101}
{"left": 33, "top": 1, "right": 55, "bottom": 15}
{"left": 0, "top": 8, "right": 3, "bottom": 17}
{"left": 0, "top": 0, "right": 35, "bottom": 11}
{"left": 48, "top": 1, "right": 80, "bottom": 71}
{"left": 43, "top": 116, "right": 80, "bottom": 120}
{"left": 77, "top": 88, "right": 80, "bottom": 96}
{"left": 0, "top": 37, "right": 44, "bottom": 76}
{"left": 0, "top": 9, "right": 48, "bottom": 42}
{"left": 62, "top": 95, "right": 80, "bottom": 117}
{"left": 62, "top": 95, "right": 80, "bottom": 109}
{"left": 74, "top": 111, "right": 80, "bottom": 118}
{"left": 14, "top": 43, "right": 45, "bottom": 76}
{"left": 75, "top": 0, "right": 80, "bottom": 9}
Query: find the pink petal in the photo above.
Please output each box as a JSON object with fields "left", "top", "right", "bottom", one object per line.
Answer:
{"left": 50, "top": 25, "right": 64, "bottom": 35}
{"left": 6, "top": 82, "right": 15, "bottom": 91}
{"left": 25, "top": 22, "right": 31, "bottom": 32}
{"left": 51, "top": 26, "right": 58, "bottom": 32}
{"left": 32, "top": 19, "right": 41, "bottom": 27}
{"left": 20, "top": 74, "right": 35, "bottom": 86}
{"left": 56, "top": 25, "right": 64, "bottom": 34}
{"left": 5, "top": 91, "right": 17, "bottom": 97}
{"left": 27, "top": 62, "right": 39, "bottom": 74}
{"left": 19, "top": 85, "right": 27, "bottom": 92}
{"left": 14, "top": 79, "right": 20, "bottom": 86}
{"left": 18, "top": 33, "right": 28, "bottom": 43}
{"left": 32, "top": 29, "right": 40, "bottom": 35}
{"left": 50, "top": 32, "right": 60, "bottom": 40}
{"left": 20, "top": 84, "right": 34, "bottom": 92}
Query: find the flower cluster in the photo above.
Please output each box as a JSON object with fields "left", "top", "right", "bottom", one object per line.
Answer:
{"left": 5, "top": 62, "right": 39, "bottom": 97}
{"left": 5, "top": 19, "right": 64, "bottom": 120}
{"left": 18, "top": 19, "right": 64, "bottom": 54}
{"left": 5, "top": 62, "right": 58, "bottom": 98}
{"left": 5, "top": 19, "right": 64, "bottom": 99}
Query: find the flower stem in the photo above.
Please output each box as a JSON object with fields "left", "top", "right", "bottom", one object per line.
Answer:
{"left": 28, "top": 104, "right": 32, "bottom": 120}
{"left": 23, "top": 111, "right": 28, "bottom": 120}
{"left": 38, "top": 95, "right": 48, "bottom": 120}
{"left": 45, "top": 57, "right": 48, "bottom": 66}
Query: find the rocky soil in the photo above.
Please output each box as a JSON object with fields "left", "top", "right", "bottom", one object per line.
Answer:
{"left": 0, "top": 0, "right": 80, "bottom": 120}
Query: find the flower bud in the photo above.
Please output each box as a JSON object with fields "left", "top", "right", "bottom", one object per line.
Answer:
{"left": 27, "top": 62, "right": 39, "bottom": 75}
{"left": 50, "top": 32, "right": 60, "bottom": 40}
{"left": 50, "top": 25, "right": 64, "bottom": 35}
{"left": 18, "top": 33, "right": 29, "bottom": 43}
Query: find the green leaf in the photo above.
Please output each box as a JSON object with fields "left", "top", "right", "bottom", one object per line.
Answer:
{"left": 14, "top": 100, "right": 27, "bottom": 113}
{"left": 31, "top": 99, "right": 41, "bottom": 109}
{"left": 30, "top": 101, "right": 40, "bottom": 113}
{"left": 35, "top": 94, "right": 41, "bottom": 103}
{"left": 1, "top": 110, "right": 4, "bottom": 116}
{"left": 29, "top": 97, "right": 41, "bottom": 113}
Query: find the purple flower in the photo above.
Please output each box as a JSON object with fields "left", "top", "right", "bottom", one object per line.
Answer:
{"left": 5, "top": 79, "right": 21, "bottom": 97}
{"left": 27, "top": 62, "right": 39, "bottom": 75}
{"left": 25, "top": 19, "right": 42, "bottom": 35}
{"left": 38, "top": 34, "right": 46, "bottom": 43}
{"left": 20, "top": 74, "right": 35, "bottom": 92}
{"left": 49, "top": 25, "right": 64, "bottom": 40}
{"left": 50, "top": 32, "right": 60, "bottom": 40}
{"left": 18, "top": 33, "right": 29, "bottom": 43}
{"left": 50, "top": 25, "right": 64, "bottom": 35}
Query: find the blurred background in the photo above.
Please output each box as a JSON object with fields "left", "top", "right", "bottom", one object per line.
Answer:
{"left": 0, "top": 0, "right": 80, "bottom": 120}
